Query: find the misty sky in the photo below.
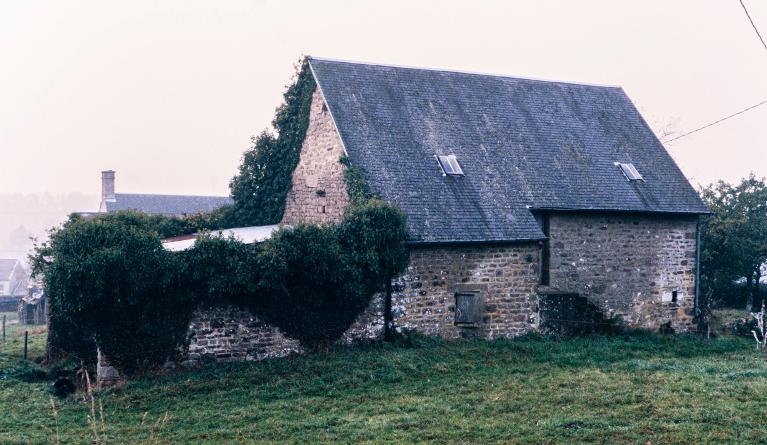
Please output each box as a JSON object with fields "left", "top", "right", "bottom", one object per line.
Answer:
{"left": 2, "top": 0, "right": 766, "bottom": 203}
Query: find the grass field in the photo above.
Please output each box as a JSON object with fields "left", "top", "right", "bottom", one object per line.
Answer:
{"left": 2, "top": 311, "right": 767, "bottom": 444}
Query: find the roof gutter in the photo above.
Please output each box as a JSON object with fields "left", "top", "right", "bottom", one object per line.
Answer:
{"left": 528, "top": 207, "right": 712, "bottom": 216}
{"left": 405, "top": 237, "right": 545, "bottom": 247}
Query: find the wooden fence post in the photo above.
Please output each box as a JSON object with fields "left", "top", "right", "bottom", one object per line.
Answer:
{"left": 2, "top": 314, "right": 5, "bottom": 342}
{"left": 24, "top": 331, "right": 28, "bottom": 360}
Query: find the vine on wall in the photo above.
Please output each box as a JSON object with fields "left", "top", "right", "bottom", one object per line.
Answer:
{"left": 228, "top": 58, "right": 317, "bottom": 226}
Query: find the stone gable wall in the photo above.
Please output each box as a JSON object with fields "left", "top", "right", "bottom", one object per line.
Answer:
{"left": 546, "top": 213, "right": 698, "bottom": 331}
{"left": 281, "top": 88, "right": 349, "bottom": 225}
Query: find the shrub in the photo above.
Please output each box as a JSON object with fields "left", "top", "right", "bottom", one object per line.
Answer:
{"left": 338, "top": 200, "right": 409, "bottom": 292}
{"left": 255, "top": 224, "right": 369, "bottom": 350}
{"left": 182, "top": 234, "right": 254, "bottom": 305}
{"left": 40, "top": 216, "right": 194, "bottom": 373}
{"left": 249, "top": 202, "right": 409, "bottom": 351}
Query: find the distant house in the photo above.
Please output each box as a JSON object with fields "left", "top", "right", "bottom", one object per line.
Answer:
{"left": 18, "top": 282, "right": 47, "bottom": 325}
{"left": 0, "top": 259, "right": 28, "bottom": 311}
{"left": 181, "top": 58, "right": 709, "bottom": 363}
{"left": 98, "top": 170, "right": 232, "bottom": 217}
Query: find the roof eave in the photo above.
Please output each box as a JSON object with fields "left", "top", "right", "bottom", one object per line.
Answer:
{"left": 405, "top": 237, "right": 545, "bottom": 247}
{"left": 528, "top": 206, "right": 712, "bottom": 216}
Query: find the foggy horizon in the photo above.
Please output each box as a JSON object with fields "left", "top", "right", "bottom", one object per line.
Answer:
{"left": 2, "top": 0, "right": 766, "bottom": 261}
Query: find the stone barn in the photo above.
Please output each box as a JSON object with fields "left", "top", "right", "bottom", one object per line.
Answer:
{"left": 183, "top": 57, "right": 709, "bottom": 362}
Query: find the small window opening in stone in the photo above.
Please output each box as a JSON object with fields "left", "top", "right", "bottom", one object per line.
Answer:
{"left": 318, "top": 205, "right": 326, "bottom": 214}
{"left": 437, "top": 155, "right": 464, "bottom": 176}
{"left": 672, "top": 290, "right": 678, "bottom": 304}
{"left": 615, "top": 162, "right": 644, "bottom": 181}
{"left": 454, "top": 292, "right": 481, "bottom": 327}
{"left": 321, "top": 103, "right": 328, "bottom": 112}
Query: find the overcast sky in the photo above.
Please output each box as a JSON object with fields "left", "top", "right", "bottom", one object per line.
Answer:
{"left": 2, "top": 0, "right": 766, "bottom": 203}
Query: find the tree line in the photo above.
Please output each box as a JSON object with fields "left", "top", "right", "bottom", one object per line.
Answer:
{"left": 700, "top": 175, "right": 767, "bottom": 311}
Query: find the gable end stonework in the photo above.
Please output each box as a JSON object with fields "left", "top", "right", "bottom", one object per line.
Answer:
{"left": 281, "top": 88, "right": 349, "bottom": 225}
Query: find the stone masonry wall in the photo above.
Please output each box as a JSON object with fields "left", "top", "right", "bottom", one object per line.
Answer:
{"left": 281, "top": 88, "right": 349, "bottom": 225}
{"left": 186, "top": 296, "right": 385, "bottom": 363}
{"left": 547, "top": 213, "right": 698, "bottom": 332}
{"left": 392, "top": 243, "right": 541, "bottom": 339}
{"left": 187, "top": 305, "right": 303, "bottom": 363}
{"left": 185, "top": 243, "right": 541, "bottom": 362}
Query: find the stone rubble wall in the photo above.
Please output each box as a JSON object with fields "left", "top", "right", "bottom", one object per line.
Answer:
{"left": 185, "top": 243, "right": 541, "bottom": 362}
{"left": 185, "top": 212, "right": 701, "bottom": 363}
{"left": 391, "top": 244, "right": 541, "bottom": 339}
{"left": 186, "top": 305, "right": 303, "bottom": 363}
{"left": 547, "top": 213, "right": 698, "bottom": 331}
{"left": 186, "top": 296, "right": 385, "bottom": 363}
{"left": 281, "top": 88, "right": 349, "bottom": 226}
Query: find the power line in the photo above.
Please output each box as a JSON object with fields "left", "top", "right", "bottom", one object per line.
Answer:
{"left": 662, "top": 99, "right": 767, "bottom": 143}
{"left": 739, "top": 0, "right": 767, "bottom": 52}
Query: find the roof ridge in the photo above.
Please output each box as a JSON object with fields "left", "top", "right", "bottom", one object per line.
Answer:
{"left": 115, "top": 193, "right": 231, "bottom": 199}
{"left": 309, "top": 56, "right": 622, "bottom": 90}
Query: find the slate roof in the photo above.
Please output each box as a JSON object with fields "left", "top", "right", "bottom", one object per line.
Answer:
{"left": 105, "top": 194, "right": 233, "bottom": 216}
{"left": 0, "top": 259, "right": 20, "bottom": 281}
{"left": 309, "top": 58, "right": 709, "bottom": 243}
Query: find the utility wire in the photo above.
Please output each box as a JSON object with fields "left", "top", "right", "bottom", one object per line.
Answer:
{"left": 739, "top": 0, "right": 767, "bottom": 51}
{"left": 663, "top": 2, "right": 767, "bottom": 144}
{"left": 663, "top": 99, "right": 767, "bottom": 143}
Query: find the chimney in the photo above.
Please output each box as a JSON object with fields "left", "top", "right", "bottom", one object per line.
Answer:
{"left": 101, "top": 170, "right": 116, "bottom": 202}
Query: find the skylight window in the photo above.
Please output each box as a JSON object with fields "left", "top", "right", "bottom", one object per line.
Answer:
{"left": 615, "top": 162, "right": 643, "bottom": 182}
{"left": 437, "top": 155, "right": 464, "bottom": 176}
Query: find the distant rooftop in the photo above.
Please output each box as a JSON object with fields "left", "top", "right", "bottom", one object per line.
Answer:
{"left": 0, "top": 259, "right": 22, "bottom": 281}
{"left": 98, "top": 170, "right": 232, "bottom": 216}
{"left": 105, "top": 193, "right": 233, "bottom": 216}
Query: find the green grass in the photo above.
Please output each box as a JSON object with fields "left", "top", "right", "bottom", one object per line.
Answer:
{"left": 2, "top": 316, "right": 767, "bottom": 444}
{"left": 711, "top": 308, "right": 751, "bottom": 335}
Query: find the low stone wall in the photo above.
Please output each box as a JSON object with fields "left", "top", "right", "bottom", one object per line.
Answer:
{"left": 186, "top": 296, "right": 385, "bottom": 364}
{"left": 186, "top": 243, "right": 542, "bottom": 364}
{"left": 186, "top": 305, "right": 302, "bottom": 363}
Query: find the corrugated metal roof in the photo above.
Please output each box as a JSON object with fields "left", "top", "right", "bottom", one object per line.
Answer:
{"left": 162, "top": 225, "right": 280, "bottom": 251}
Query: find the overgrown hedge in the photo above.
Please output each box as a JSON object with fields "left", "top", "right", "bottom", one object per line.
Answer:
{"left": 34, "top": 202, "right": 408, "bottom": 372}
